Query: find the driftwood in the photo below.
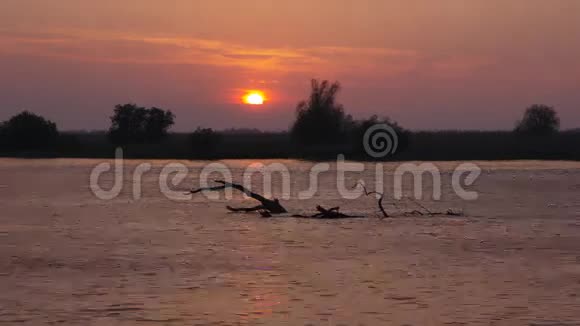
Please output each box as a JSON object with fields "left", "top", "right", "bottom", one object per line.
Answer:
{"left": 189, "top": 180, "right": 363, "bottom": 218}
{"left": 190, "top": 180, "right": 287, "bottom": 214}
{"left": 189, "top": 180, "right": 463, "bottom": 219}
{"left": 356, "top": 183, "right": 464, "bottom": 218}
{"left": 291, "top": 206, "right": 364, "bottom": 219}
{"left": 356, "top": 182, "right": 389, "bottom": 218}
{"left": 401, "top": 208, "right": 463, "bottom": 217}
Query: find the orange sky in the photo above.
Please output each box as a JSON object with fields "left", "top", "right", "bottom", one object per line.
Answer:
{"left": 1, "top": 0, "right": 579, "bottom": 130}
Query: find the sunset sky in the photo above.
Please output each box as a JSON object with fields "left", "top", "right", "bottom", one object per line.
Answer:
{"left": 1, "top": 0, "right": 579, "bottom": 131}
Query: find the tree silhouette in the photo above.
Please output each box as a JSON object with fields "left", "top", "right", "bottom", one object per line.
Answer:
{"left": 108, "top": 104, "right": 175, "bottom": 145}
{"left": 144, "top": 107, "right": 175, "bottom": 142}
{"left": 0, "top": 111, "right": 59, "bottom": 151}
{"left": 351, "top": 115, "right": 408, "bottom": 157}
{"left": 291, "top": 79, "right": 353, "bottom": 145}
{"left": 515, "top": 105, "right": 560, "bottom": 135}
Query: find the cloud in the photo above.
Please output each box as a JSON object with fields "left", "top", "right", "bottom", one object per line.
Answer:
{"left": 0, "top": 28, "right": 424, "bottom": 73}
{"left": 0, "top": 27, "right": 498, "bottom": 85}
{"left": 221, "top": 53, "right": 276, "bottom": 60}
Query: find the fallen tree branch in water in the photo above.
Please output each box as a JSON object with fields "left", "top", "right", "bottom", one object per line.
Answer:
{"left": 356, "top": 182, "right": 389, "bottom": 218}
{"left": 401, "top": 208, "right": 464, "bottom": 217}
{"left": 190, "top": 180, "right": 287, "bottom": 214}
{"left": 189, "top": 181, "right": 363, "bottom": 218}
{"left": 291, "top": 205, "right": 364, "bottom": 219}
{"left": 409, "top": 198, "right": 434, "bottom": 215}
{"left": 354, "top": 182, "right": 464, "bottom": 218}
{"left": 188, "top": 180, "right": 462, "bottom": 219}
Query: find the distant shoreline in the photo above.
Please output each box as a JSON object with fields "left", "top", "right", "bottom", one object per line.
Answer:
{"left": 2, "top": 130, "right": 579, "bottom": 161}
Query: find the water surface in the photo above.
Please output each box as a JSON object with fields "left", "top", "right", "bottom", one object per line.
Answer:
{"left": 1, "top": 159, "right": 580, "bottom": 325}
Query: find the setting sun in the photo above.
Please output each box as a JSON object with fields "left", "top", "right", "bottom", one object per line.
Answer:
{"left": 243, "top": 91, "right": 265, "bottom": 105}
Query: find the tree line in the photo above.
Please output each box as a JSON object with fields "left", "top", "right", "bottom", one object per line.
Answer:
{"left": 0, "top": 79, "right": 572, "bottom": 159}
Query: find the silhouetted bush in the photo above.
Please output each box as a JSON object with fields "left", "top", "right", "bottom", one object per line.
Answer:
{"left": 291, "top": 79, "right": 353, "bottom": 146}
{"left": 2, "top": 128, "right": 578, "bottom": 160}
{"left": 289, "top": 79, "right": 411, "bottom": 159}
{"left": 108, "top": 104, "right": 175, "bottom": 145}
{"left": 350, "top": 115, "right": 409, "bottom": 159}
{"left": 515, "top": 104, "right": 560, "bottom": 135}
{"left": 0, "top": 94, "right": 578, "bottom": 160}
{"left": 189, "top": 128, "right": 222, "bottom": 158}
{"left": 0, "top": 111, "right": 59, "bottom": 151}
{"left": 397, "top": 130, "right": 580, "bottom": 161}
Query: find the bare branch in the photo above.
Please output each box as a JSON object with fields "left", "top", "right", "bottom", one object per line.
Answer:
{"left": 408, "top": 198, "right": 434, "bottom": 215}
{"left": 356, "top": 182, "right": 389, "bottom": 218}
{"left": 190, "top": 180, "right": 287, "bottom": 214}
